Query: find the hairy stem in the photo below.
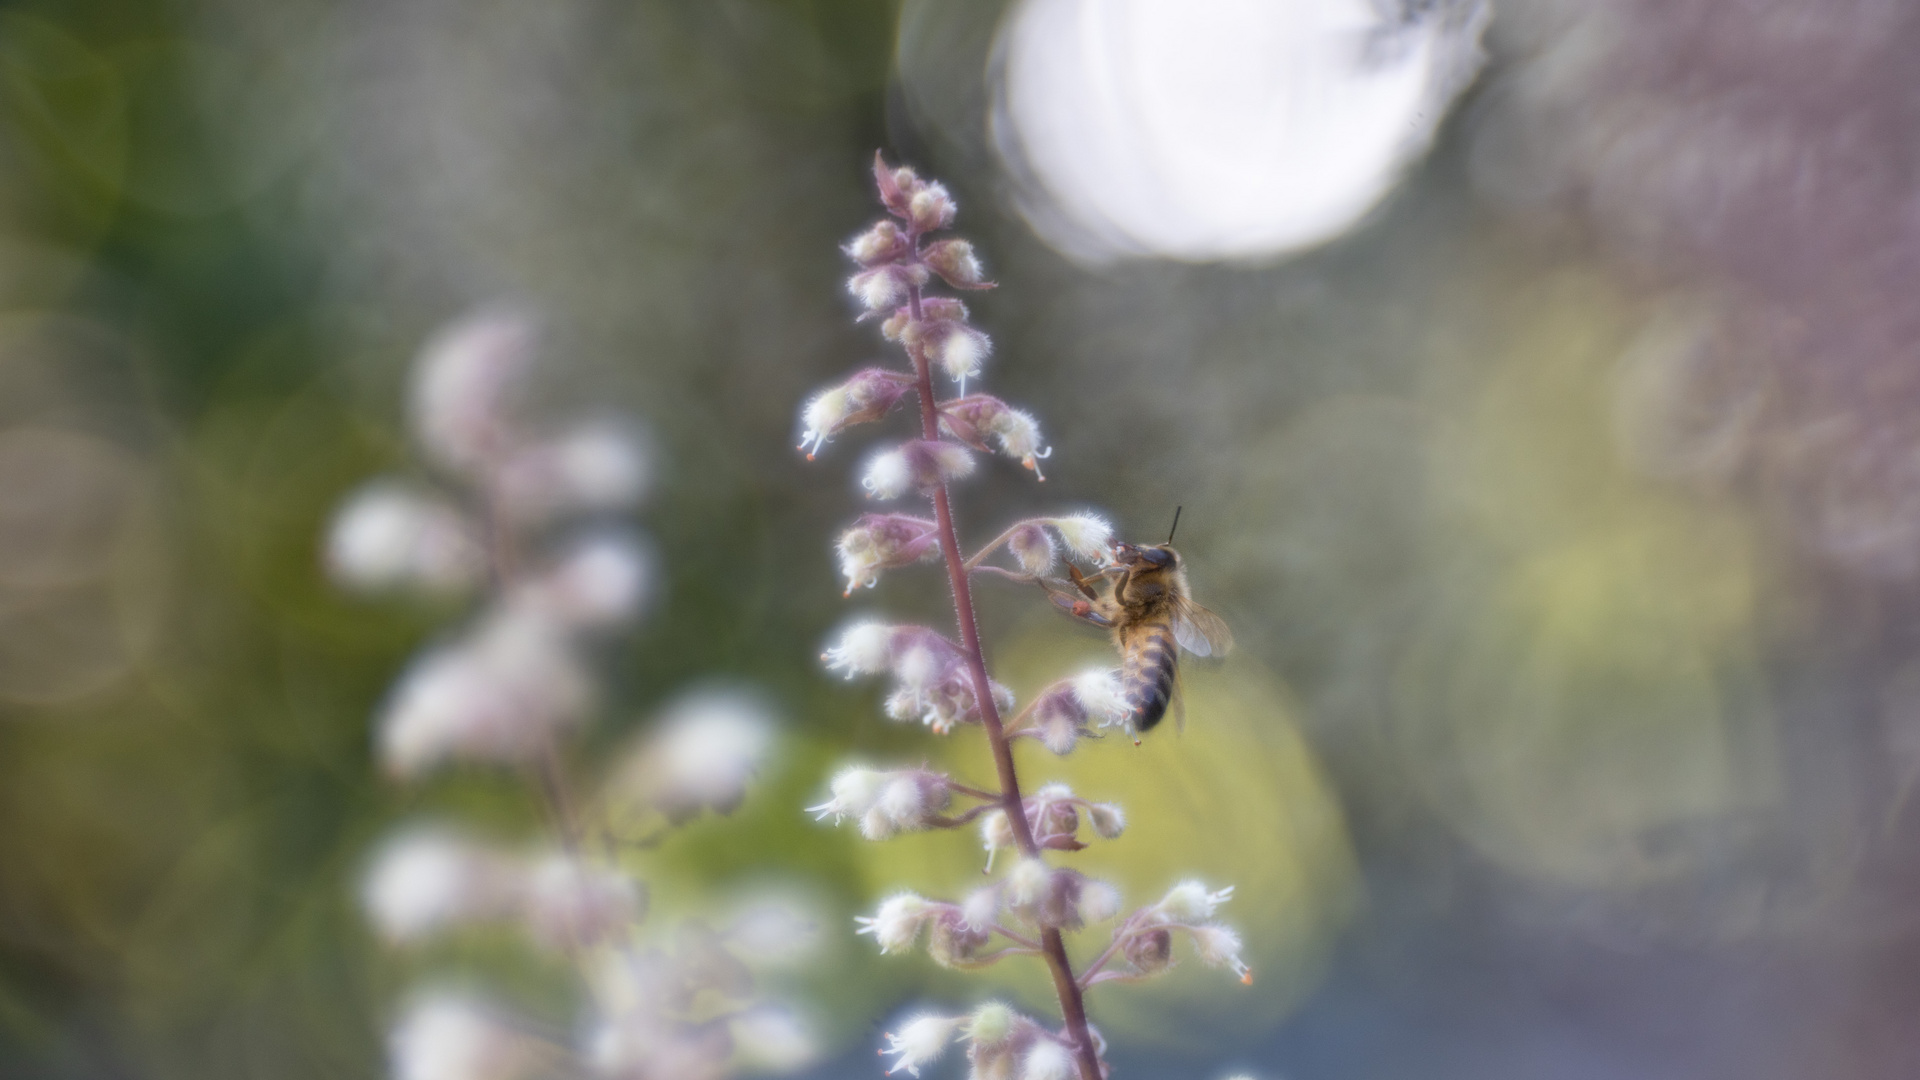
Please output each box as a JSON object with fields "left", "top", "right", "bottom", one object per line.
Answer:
{"left": 905, "top": 283, "right": 1103, "bottom": 1080}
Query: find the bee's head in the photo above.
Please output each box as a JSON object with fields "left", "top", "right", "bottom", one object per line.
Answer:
{"left": 1113, "top": 542, "right": 1179, "bottom": 570}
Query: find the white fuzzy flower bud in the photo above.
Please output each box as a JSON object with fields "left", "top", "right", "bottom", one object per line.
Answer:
{"left": 1008, "top": 522, "right": 1057, "bottom": 576}
{"left": 1088, "top": 802, "right": 1126, "bottom": 839}
{"left": 508, "top": 531, "right": 652, "bottom": 631}
{"left": 922, "top": 238, "right": 986, "bottom": 288}
{"left": 1020, "top": 1039, "right": 1076, "bottom": 1080}
{"left": 856, "top": 893, "right": 932, "bottom": 954}
{"left": 490, "top": 421, "right": 649, "bottom": 524}
{"left": 615, "top": 688, "right": 775, "bottom": 820}
{"left": 377, "top": 612, "right": 592, "bottom": 778}
{"left": 807, "top": 765, "right": 888, "bottom": 820}
{"left": 410, "top": 309, "right": 535, "bottom": 477}
{"left": 1049, "top": 515, "right": 1114, "bottom": 563}
{"left": 931, "top": 325, "right": 991, "bottom": 389}
{"left": 985, "top": 407, "right": 1049, "bottom": 479}
{"left": 1191, "top": 923, "right": 1252, "bottom": 983}
{"left": 1152, "top": 880, "right": 1235, "bottom": 924}
{"left": 822, "top": 622, "right": 895, "bottom": 676}
{"left": 1005, "top": 858, "right": 1052, "bottom": 908}
{"left": 327, "top": 482, "right": 485, "bottom": 594}
{"left": 520, "top": 853, "right": 641, "bottom": 949}
{"left": 848, "top": 264, "right": 928, "bottom": 312}
{"left": 875, "top": 771, "right": 952, "bottom": 830}
{"left": 844, "top": 219, "right": 909, "bottom": 265}
{"left": 1071, "top": 669, "right": 1131, "bottom": 727}
{"left": 980, "top": 808, "right": 1016, "bottom": 870}
{"left": 731, "top": 1007, "right": 818, "bottom": 1072}
{"left": 362, "top": 829, "right": 514, "bottom": 943}
{"left": 881, "top": 1013, "right": 963, "bottom": 1077}
{"left": 908, "top": 183, "right": 957, "bottom": 232}
{"left": 961, "top": 886, "right": 1001, "bottom": 932}
{"left": 1079, "top": 879, "right": 1123, "bottom": 923}
{"left": 965, "top": 1001, "right": 1019, "bottom": 1050}
{"left": 389, "top": 994, "right": 530, "bottom": 1080}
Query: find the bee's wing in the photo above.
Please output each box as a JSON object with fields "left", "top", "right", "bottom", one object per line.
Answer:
{"left": 1171, "top": 599, "right": 1235, "bottom": 657}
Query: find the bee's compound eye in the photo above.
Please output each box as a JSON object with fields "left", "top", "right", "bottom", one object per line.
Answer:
{"left": 1142, "top": 547, "right": 1174, "bottom": 567}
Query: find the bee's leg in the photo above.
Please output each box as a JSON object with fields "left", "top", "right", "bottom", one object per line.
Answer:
{"left": 1049, "top": 590, "right": 1114, "bottom": 628}
{"left": 1066, "top": 563, "right": 1117, "bottom": 601}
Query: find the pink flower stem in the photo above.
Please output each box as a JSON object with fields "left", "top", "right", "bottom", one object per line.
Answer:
{"left": 905, "top": 282, "right": 1103, "bottom": 1080}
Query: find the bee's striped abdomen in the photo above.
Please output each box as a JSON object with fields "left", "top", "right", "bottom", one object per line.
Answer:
{"left": 1122, "top": 622, "right": 1179, "bottom": 732}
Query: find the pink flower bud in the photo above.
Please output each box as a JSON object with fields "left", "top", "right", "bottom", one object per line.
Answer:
{"left": 836, "top": 513, "right": 940, "bottom": 594}
{"left": 844, "top": 219, "right": 912, "bottom": 266}
{"left": 908, "top": 182, "right": 957, "bottom": 233}
{"left": 938, "top": 396, "right": 1048, "bottom": 476}
{"left": 922, "top": 238, "right": 992, "bottom": 289}
{"left": 1008, "top": 522, "right": 1057, "bottom": 576}
{"left": 926, "top": 908, "right": 993, "bottom": 968}
{"left": 881, "top": 297, "right": 967, "bottom": 342}
{"left": 798, "top": 367, "right": 916, "bottom": 459}
{"left": 862, "top": 440, "right": 976, "bottom": 499}
{"left": 409, "top": 309, "right": 536, "bottom": 477}
{"left": 1123, "top": 927, "right": 1174, "bottom": 975}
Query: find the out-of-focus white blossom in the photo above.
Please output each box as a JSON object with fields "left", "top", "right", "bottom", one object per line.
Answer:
{"left": 509, "top": 532, "right": 653, "bottom": 631}
{"left": 411, "top": 309, "right": 536, "bottom": 476}
{"left": 389, "top": 994, "right": 531, "bottom": 1080}
{"left": 327, "top": 482, "right": 485, "bottom": 593}
{"left": 1020, "top": 1039, "right": 1077, "bottom": 1080}
{"left": 880, "top": 1013, "right": 963, "bottom": 1077}
{"left": 730, "top": 1007, "right": 818, "bottom": 1072}
{"left": 362, "top": 829, "right": 516, "bottom": 943}
{"left": 1048, "top": 515, "right": 1114, "bottom": 563}
{"left": 377, "top": 611, "right": 593, "bottom": 778}
{"left": 491, "top": 421, "right": 651, "bottom": 524}
{"left": 522, "top": 854, "right": 642, "bottom": 950}
{"left": 1079, "top": 879, "right": 1123, "bottom": 923}
{"left": 862, "top": 440, "right": 975, "bottom": 500}
{"left": 856, "top": 892, "right": 933, "bottom": 954}
{"left": 1150, "top": 880, "right": 1235, "bottom": 924}
{"left": 614, "top": 688, "right": 776, "bottom": 821}
{"left": 722, "top": 897, "right": 821, "bottom": 967}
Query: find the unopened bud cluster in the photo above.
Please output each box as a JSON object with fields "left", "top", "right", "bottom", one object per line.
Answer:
{"left": 798, "top": 157, "right": 1249, "bottom": 1079}
{"left": 332, "top": 310, "right": 814, "bottom": 1080}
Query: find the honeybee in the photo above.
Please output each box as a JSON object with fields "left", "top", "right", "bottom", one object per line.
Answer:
{"left": 1049, "top": 526, "right": 1233, "bottom": 734}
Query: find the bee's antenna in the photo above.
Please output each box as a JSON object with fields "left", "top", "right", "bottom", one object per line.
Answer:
{"left": 1166, "top": 505, "right": 1182, "bottom": 546}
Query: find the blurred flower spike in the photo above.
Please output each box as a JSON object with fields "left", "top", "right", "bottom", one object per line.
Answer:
{"left": 796, "top": 156, "right": 1249, "bottom": 1079}
{"left": 330, "top": 308, "right": 815, "bottom": 1080}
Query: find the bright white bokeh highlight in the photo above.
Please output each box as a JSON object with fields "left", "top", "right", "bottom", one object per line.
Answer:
{"left": 991, "top": 0, "right": 1485, "bottom": 263}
